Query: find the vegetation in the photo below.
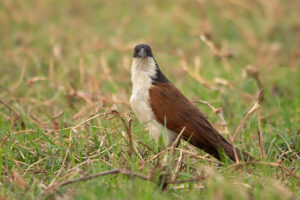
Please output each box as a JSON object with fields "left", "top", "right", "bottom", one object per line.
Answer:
{"left": 0, "top": 0, "right": 299, "bottom": 199}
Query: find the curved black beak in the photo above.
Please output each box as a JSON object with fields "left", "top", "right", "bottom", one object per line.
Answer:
{"left": 137, "top": 48, "right": 147, "bottom": 58}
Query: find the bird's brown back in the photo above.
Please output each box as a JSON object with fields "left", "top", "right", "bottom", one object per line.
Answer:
{"left": 149, "top": 82, "right": 222, "bottom": 147}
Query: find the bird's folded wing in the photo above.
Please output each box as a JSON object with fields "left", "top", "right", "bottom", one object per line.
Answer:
{"left": 149, "top": 82, "right": 219, "bottom": 145}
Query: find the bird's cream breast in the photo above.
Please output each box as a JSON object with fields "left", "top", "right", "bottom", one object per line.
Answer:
{"left": 130, "top": 88, "right": 153, "bottom": 123}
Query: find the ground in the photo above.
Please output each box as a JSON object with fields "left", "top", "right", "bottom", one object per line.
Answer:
{"left": 0, "top": 0, "right": 299, "bottom": 199}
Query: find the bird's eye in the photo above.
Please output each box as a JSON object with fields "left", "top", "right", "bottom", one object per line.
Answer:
{"left": 135, "top": 49, "right": 139, "bottom": 54}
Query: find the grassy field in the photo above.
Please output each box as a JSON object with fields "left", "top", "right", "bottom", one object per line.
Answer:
{"left": 0, "top": 0, "right": 300, "bottom": 199}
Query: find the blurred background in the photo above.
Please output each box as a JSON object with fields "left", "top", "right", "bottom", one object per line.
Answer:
{"left": 1, "top": 0, "right": 299, "bottom": 133}
{"left": 1, "top": 0, "right": 299, "bottom": 101}
{"left": 0, "top": 0, "right": 299, "bottom": 199}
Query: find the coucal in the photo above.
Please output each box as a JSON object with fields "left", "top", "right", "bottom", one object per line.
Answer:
{"left": 130, "top": 44, "right": 252, "bottom": 162}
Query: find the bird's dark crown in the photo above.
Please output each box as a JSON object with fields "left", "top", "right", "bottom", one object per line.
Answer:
{"left": 133, "top": 44, "right": 153, "bottom": 58}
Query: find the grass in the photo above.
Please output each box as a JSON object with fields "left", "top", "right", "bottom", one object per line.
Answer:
{"left": 0, "top": 0, "right": 300, "bottom": 199}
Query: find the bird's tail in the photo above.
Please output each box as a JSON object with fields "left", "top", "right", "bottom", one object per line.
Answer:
{"left": 219, "top": 135, "right": 253, "bottom": 162}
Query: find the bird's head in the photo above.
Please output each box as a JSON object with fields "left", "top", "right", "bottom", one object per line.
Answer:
{"left": 131, "top": 43, "right": 168, "bottom": 83}
{"left": 133, "top": 44, "right": 153, "bottom": 59}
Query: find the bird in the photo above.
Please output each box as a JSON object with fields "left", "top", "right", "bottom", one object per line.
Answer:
{"left": 130, "top": 43, "right": 252, "bottom": 162}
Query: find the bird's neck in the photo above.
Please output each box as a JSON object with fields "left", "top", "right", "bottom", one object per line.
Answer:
{"left": 131, "top": 57, "right": 169, "bottom": 87}
{"left": 131, "top": 57, "right": 156, "bottom": 93}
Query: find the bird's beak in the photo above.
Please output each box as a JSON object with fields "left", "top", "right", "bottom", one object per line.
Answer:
{"left": 137, "top": 48, "right": 147, "bottom": 58}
